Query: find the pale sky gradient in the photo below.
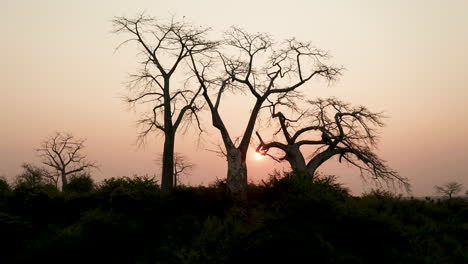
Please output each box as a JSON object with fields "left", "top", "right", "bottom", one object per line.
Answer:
{"left": 1, "top": 0, "right": 467, "bottom": 196}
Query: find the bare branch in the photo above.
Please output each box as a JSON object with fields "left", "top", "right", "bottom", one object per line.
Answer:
{"left": 36, "top": 132, "right": 97, "bottom": 188}
{"left": 434, "top": 182, "right": 463, "bottom": 199}
{"left": 257, "top": 97, "right": 409, "bottom": 190}
{"left": 113, "top": 15, "right": 220, "bottom": 192}
{"left": 187, "top": 24, "right": 342, "bottom": 196}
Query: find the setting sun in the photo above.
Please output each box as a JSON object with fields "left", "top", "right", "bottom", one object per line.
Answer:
{"left": 254, "top": 152, "right": 265, "bottom": 160}
{"left": 2, "top": 1, "right": 468, "bottom": 262}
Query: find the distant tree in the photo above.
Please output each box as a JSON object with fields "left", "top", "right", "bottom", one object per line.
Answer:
{"left": 37, "top": 132, "right": 96, "bottom": 189}
{"left": 256, "top": 97, "right": 409, "bottom": 190}
{"left": 189, "top": 28, "right": 341, "bottom": 197}
{"left": 112, "top": 15, "right": 216, "bottom": 193}
{"left": 434, "top": 182, "right": 463, "bottom": 199}
{"left": 14, "top": 163, "right": 54, "bottom": 188}
{"left": 156, "top": 152, "right": 194, "bottom": 187}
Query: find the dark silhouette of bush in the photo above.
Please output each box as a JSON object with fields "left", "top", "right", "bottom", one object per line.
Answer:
{"left": 97, "top": 175, "right": 160, "bottom": 195}
{"left": 236, "top": 173, "right": 410, "bottom": 263}
{"left": 0, "top": 212, "right": 33, "bottom": 263}
{"left": 0, "top": 172, "right": 466, "bottom": 263}
{"left": 13, "top": 163, "right": 57, "bottom": 190}
{"left": 0, "top": 176, "right": 11, "bottom": 197}
{"left": 63, "top": 173, "right": 95, "bottom": 193}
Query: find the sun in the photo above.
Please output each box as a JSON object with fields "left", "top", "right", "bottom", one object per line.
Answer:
{"left": 254, "top": 152, "right": 265, "bottom": 160}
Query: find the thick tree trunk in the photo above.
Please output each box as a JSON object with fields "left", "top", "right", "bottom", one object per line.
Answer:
{"left": 161, "top": 133, "right": 175, "bottom": 193}
{"left": 226, "top": 148, "right": 248, "bottom": 199}
{"left": 61, "top": 171, "right": 68, "bottom": 188}
{"left": 227, "top": 100, "right": 262, "bottom": 199}
{"left": 284, "top": 145, "right": 310, "bottom": 178}
{"left": 161, "top": 77, "right": 175, "bottom": 193}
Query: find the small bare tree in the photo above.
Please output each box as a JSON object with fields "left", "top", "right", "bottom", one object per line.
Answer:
{"left": 189, "top": 28, "right": 341, "bottom": 197}
{"left": 155, "top": 152, "right": 194, "bottom": 187}
{"left": 37, "top": 132, "right": 96, "bottom": 188}
{"left": 112, "top": 15, "right": 216, "bottom": 193}
{"left": 256, "top": 97, "right": 409, "bottom": 190}
{"left": 434, "top": 182, "right": 463, "bottom": 199}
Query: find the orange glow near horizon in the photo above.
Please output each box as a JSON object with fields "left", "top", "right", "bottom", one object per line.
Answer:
{"left": 2, "top": 0, "right": 468, "bottom": 196}
{"left": 254, "top": 152, "right": 265, "bottom": 161}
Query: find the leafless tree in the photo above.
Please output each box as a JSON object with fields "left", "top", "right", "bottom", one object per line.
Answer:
{"left": 256, "top": 97, "right": 410, "bottom": 190}
{"left": 112, "top": 15, "right": 216, "bottom": 193}
{"left": 43, "top": 168, "right": 60, "bottom": 188}
{"left": 155, "top": 152, "right": 194, "bottom": 187}
{"left": 36, "top": 132, "right": 96, "bottom": 188}
{"left": 434, "top": 182, "right": 463, "bottom": 199}
{"left": 189, "top": 28, "right": 342, "bottom": 197}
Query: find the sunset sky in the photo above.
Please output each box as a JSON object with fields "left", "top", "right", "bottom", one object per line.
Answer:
{"left": 2, "top": 0, "right": 467, "bottom": 196}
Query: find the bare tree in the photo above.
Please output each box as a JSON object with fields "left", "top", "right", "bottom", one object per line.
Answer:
{"left": 189, "top": 28, "right": 341, "bottom": 197}
{"left": 112, "top": 15, "right": 216, "bottom": 193}
{"left": 155, "top": 152, "right": 194, "bottom": 187}
{"left": 36, "top": 132, "right": 96, "bottom": 189}
{"left": 256, "top": 97, "right": 409, "bottom": 190}
{"left": 434, "top": 182, "right": 463, "bottom": 199}
{"left": 43, "top": 167, "right": 60, "bottom": 189}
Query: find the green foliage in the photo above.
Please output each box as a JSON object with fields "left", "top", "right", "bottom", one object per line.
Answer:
{"left": 0, "top": 176, "right": 11, "bottom": 196}
{"left": 362, "top": 188, "right": 402, "bottom": 200}
{"left": 63, "top": 173, "right": 95, "bottom": 193}
{"left": 0, "top": 172, "right": 466, "bottom": 263}
{"left": 13, "top": 163, "right": 56, "bottom": 190}
{"left": 259, "top": 171, "right": 350, "bottom": 205}
{"left": 97, "top": 175, "right": 159, "bottom": 194}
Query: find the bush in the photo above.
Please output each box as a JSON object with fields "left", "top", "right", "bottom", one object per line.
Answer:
{"left": 64, "top": 173, "right": 95, "bottom": 193}
{"left": 97, "top": 175, "right": 160, "bottom": 196}
{"left": 0, "top": 176, "right": 11, "bottom": 196}
{"left": 0, "top": 171, "right": 466, "bottom": 263}
{"left": 14, "top": 163, "right": 56, "bottom": 189}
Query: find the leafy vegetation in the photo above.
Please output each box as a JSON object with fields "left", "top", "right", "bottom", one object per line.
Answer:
{"left": 0, "top": 173, "right": 466, "bottom": 264}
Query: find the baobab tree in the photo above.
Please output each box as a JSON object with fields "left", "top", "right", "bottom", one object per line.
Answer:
{"left": 189, "top": 28, "right": 342, "bottom": 197}
{"left": 37, "top": 132, "right": 96, "bottom": 188}
{"left": 112, "top": 15, "right": 216, "bottom": 192}
{"left": 256, "top": 97, "right": 409, "bottom": 190}
{"left": 434, "top": 182, "right": 463, "bottom": 199}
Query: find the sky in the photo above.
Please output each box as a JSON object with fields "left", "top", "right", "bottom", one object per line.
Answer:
{"left": 1, "top": 0, "right": 467, "bottom": 196}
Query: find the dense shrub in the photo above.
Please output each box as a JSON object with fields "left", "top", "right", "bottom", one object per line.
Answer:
{"left": 0, "top": 176, "right": 11, "bottom": 196}
{"left": 0, "top": 172, "right": 466, "bottom": 263}
{"left": 63, "top": 173, "right": 95, "bottom": 193}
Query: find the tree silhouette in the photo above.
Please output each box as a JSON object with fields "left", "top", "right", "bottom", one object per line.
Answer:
{"left": 256, "top": 97, "right": 409, "bottom": 190}
{"left": 36, "top": 132, "right": 96, "bottom": 189}
{"left": 434, "top": 182, "right": 463, "bottom": 199}
{"left": 0, "top": 176, "right": 10, "bottom": 195}
{"left": 14, "top": 163, "right": 53, "bottom": 188}
{"left": 155, "top": 152, "right": 194, "bottom": 187}
{"left": 112, "top": 15, "right": 216, "bottom": 193}
{"left": 189, "top": 28, "right": 341, "bottom": 197}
